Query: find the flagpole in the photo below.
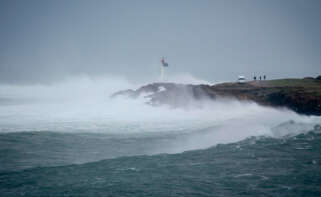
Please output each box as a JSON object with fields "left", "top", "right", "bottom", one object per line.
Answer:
{"left": 160, "top": 63, "right": 164, "bottom": 81}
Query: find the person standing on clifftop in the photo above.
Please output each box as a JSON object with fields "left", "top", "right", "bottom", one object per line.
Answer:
{"left": 264, "top": 75, "right": 266, "bottom": 80}
{"left": 259, "top": 76, "right": 262, "bottom": 80}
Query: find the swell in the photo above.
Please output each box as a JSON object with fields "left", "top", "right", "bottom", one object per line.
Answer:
{"left": 1, "top": 130, "right": 321, "bottom": 197}
{"left": 0, "top": 121, "right": 320, "bottom": 173}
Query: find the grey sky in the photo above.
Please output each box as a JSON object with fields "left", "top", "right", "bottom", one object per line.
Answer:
{"left": 1, "top": 0, "right": 321, "bottom": 84}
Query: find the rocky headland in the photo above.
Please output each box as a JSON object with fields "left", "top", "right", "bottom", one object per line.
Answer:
{"left": 111, "top": 77, "right": 321, "bottom": 116}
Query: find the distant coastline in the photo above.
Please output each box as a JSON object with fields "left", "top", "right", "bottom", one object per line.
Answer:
{"left": 112, "top": 77, "right": 321, "bottom": 116}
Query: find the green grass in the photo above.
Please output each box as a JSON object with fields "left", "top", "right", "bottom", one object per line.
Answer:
{"left": 247, "top": 78, "right": 321, "bottom": 96}
{"left": 263, "top": 78, "right": 321, "bottom": 96}
{"left": 265, "top": 78, "right": 320, "bottom": 87}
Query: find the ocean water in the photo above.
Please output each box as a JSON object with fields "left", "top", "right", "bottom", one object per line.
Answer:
{"left": 0, "top": 77, "right": 321, "bottom": 196}
{"left": 1, "top": 129, "right": 321, "bottom": 196}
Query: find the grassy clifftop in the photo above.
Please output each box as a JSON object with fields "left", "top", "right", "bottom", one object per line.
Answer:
{"left": 111, "top": 78, "right": 321, "bottom": 116}
{"left": 212, "top": 78, "right": 321, "bottom": 115}
{"left": 257, "top": 78, "right": 320, "bottom": 87}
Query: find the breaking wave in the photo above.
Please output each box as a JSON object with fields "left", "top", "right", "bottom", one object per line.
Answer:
{"left": 0, "top": 75, "right": 320, "bottom": 154}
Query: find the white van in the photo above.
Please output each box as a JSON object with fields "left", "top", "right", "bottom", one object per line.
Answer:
{"left": 238, "top": 76, "right": 246, "bottom": 83}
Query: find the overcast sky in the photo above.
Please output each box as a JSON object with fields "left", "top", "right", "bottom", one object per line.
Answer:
{"left": 1, "top": 0, "right": 321, "bottom": 84}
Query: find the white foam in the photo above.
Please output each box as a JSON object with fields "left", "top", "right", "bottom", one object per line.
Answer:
{"left": 158, "top": 86, "right": 166, "bottom": 92}
{"left": 0, "top": 75, "right": 320, "bottom": 153}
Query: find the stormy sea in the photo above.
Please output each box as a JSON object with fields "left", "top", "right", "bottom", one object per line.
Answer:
{"left": 1, "top": 77, "right": 321, "bottom": 196}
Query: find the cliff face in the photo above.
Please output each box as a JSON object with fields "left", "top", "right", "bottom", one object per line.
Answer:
{"left": 211, "top": 80, "right": 321, "bottom": 116}
{"left": 111, "top": 83, "right": 215, "bottom": 107}
{"left": 111, "top": 78, "right": 321, "bottom": 116}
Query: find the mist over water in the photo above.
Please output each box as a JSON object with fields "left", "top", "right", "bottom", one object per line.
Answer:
{"left": 0, "top": 75, "right": 320, "bottom": 153}
{"left": 1, "top": 1, "right": 321, "bottom": 194}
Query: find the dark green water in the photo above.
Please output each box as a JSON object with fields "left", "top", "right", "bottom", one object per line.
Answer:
{"left": 1, "top": 129, "right": 321, "bottom": 196}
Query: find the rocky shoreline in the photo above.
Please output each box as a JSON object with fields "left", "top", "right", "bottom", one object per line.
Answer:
{"left": 111, "top": 78, "right": 321, "bottom": 116}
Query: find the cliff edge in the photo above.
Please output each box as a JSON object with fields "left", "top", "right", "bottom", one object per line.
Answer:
{"left": 111, "top": 78, "right": 321, "bottom": 116}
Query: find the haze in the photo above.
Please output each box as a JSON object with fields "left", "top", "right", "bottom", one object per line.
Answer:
{"left": 1, "top": 0, "right": 321, "bottom": 85}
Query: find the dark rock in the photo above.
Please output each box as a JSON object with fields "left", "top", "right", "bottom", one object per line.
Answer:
{"left": 314, "top": 124, "right": 321, "bottom": 131}
{"left": 110, "top": 89, "right": 136, "bottom": 99}
{"left": 111, "top": 79, "right": 321, "bottom": 116}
